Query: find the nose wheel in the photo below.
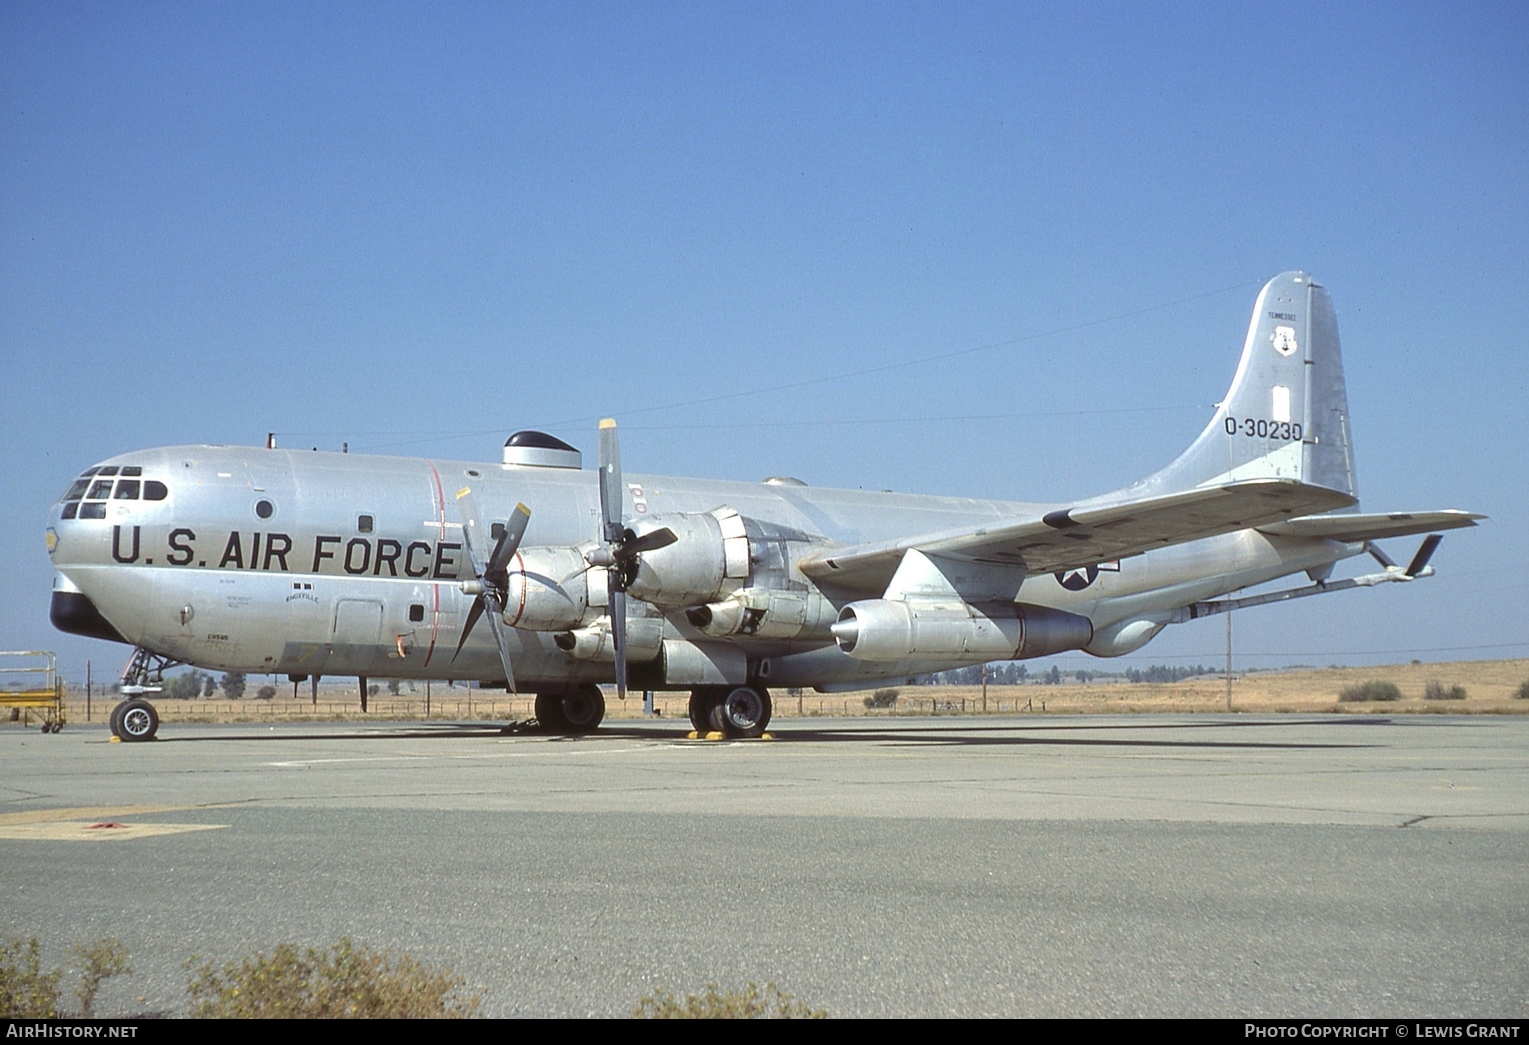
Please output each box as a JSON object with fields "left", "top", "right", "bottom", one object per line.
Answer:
{"left": 110, "top": 698, "right": 159, "bottom": 742}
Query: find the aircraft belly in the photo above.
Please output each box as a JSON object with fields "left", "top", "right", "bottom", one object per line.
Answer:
{"left": 124, "top": 567, "right": 285, "bottom": 671}
{"left": 1022, "top": 531, "right": 1357, "bottom": 631}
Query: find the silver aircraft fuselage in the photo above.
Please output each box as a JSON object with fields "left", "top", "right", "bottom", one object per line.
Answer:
{"left": 46, "top": 442, "right": 1358, "bottom": 690}
{"left": 48, "top": 272, "right": 1477, "bottom": 709}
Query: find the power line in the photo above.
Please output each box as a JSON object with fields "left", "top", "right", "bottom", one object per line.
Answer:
{"left": 281, "top": 276, "right": 1260, "bottom": 453}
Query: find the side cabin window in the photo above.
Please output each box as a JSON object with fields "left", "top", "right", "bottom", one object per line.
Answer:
{"left": 357, "top": 514, "right": 374, "bottom": 534}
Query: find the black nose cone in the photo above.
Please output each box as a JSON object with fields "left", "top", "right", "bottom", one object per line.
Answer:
{"left": 50, "top": 591, "right": 128, "bottom": 644}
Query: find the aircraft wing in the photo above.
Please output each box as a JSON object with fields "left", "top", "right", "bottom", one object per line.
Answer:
{"left": 797, "top": 478, "right": 1356, "bottom": 594}
{"left": 1256, "top": 509, "right": 1483, "bottom": 542}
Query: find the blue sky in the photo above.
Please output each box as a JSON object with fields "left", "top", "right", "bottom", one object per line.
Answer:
{"left": 3, "top": 2, "right": 1525, "bottom": 680}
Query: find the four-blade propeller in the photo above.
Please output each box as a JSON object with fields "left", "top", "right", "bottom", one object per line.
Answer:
{"left": 452, "top": 489, "right": 531, "bottom": 691}
{"left": 583, "top": 418, "right": 676, "bottom": 701}
{"left": 452, "top": 418, "right": 675, "bottom": 702}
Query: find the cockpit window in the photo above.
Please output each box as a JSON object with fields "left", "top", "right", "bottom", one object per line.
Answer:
{"left": 61, "top": 479, "right": 89, "bottom": 501}
{"left": 86, "top": 480, "right": 113, "bottom": 500}
{"left": 143, "top": 481, "right": 168, "bottom": 501}
{"left": 80, "top": 467, "right": 100, "bottom": 477}
{"left": 114, "top": 480, "right": 140, "bottom": 500}
{"left": 61, "top": 502, "right": 79, "bottom": 520}
{"left": 121, "top": 466, "right": 142, "bottom": 477}
{"left": 78, "top": 503, "right": 106, "bottom": 520}
{"left": 97, "top": 466, "right": 119, "bottom": 477}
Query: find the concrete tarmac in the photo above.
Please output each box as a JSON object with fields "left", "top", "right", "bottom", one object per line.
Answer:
{"left": 2, "top": 714, "right": 1525, "bottom": 1017}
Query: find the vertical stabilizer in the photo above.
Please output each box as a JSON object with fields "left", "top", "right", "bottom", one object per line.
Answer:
{"left": 1129, "top": 271, "right": 1358, "bottom": 504}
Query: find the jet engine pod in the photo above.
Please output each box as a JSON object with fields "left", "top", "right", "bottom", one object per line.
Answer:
{"left": 831, "top": 599, "right": 1093, "bottom": 663}
{"left": 625, "top": 507, "right": 750, "bottom": 608}
{"left": 501, "top": 545, "right": 597, "bottom": 632}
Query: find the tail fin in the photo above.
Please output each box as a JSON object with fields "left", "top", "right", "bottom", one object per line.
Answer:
{"left": 1133, "top": 271, "right": 1358, "bottom": 504}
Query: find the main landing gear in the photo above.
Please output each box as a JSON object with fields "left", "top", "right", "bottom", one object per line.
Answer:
{"left": 533, "top": 684, "right": 607, "bottom": 734}
{"left": 688, "top": 684, "right": 772, "bottom": 739}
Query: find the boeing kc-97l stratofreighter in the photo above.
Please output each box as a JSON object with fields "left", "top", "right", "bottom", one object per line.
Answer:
{"left": 48, "top": 272, "right": 1480, "bottom": 741}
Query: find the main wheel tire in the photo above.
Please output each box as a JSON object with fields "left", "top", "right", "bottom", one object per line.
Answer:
{"left": 534, "top": 692, "right": 567, "bottom": 731}
{"left": 108, "top": 701, "right": 128, "bottom": 739}
{"left": 117, "top": 699, "right": 159, "bottom": 742}
{"left": 716, "top": 685, "right": 771, "bottom": 738}
{"left": 559, "top": 685, "right": 605, "bottom": 733}
{"left": 688, "top": 688, "right": 721, "bottom": 733}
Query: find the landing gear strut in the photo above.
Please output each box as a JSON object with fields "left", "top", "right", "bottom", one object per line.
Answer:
{"left": 112, "top": 648, "right": 177, "bottom": 741}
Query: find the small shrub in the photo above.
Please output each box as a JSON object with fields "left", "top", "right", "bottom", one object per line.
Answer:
{"left": 186, "top": 938, "right": 481, "bottom": 1018}
{"left": 1423, "top": 681, "right": 1467, "bottom": 701}
{"left": 1517, "top": 681, "right": 1529, "bottom": 700}
{"left": 73, "top": 938, "right": 131, "bottom": 1018}
{"left": 1338, "top": 680, "right": 1402, "bottom": 702}
{"left": 255, "top": 685, "right": 277, "bottom": 700}
{"left": 634, "top": 982, "right": 825, "bottom": 1019}
{"left": 0, "top": 938, "right": 61, "bottom": 1017}
{"left": 863, "top": 688, "right": 900, "bottom": 709}
{"left": 2, "top": 937, "right": 130, "bottom": 1019}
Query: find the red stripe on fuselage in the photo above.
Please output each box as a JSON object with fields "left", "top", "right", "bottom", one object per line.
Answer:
{"left": 421, "top": 460, "right": 448, "bottom": 668}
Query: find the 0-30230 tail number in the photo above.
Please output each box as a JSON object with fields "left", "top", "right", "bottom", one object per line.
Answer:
{"left": 1225, "top": 417, "right": 1302, "bottom": 441}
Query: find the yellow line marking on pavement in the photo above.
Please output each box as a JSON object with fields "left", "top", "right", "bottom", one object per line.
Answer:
{"left": 0, "top": 821, "right": 226, "bottom": 841}
{"left": 0, "top": 804, "right": 201, "bottom": 826}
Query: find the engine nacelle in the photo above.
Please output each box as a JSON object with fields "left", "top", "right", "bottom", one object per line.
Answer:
{"left": 625, "top": 507, "right": 750, "bottom": 608}
{"left": 686, "top": 586, "right": 837, "bottom": 641}
{"left": 1084, "top": 615, "right": 1169, "bottom": 657}
{"left": 555, "top": 614, "right": 662, "bottom": 663}
{"left": 830, "top": 600, "right": 1093, "bottom": 663}
{"left": 501, "top": 546, "right": 596, "bottom": 632}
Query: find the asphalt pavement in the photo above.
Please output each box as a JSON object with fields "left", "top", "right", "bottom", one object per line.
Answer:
{"left": 2, "top": 714, "right": 1524, "bottom": 1017}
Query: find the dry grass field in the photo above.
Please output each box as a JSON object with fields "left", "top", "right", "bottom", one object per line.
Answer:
{"left": 33, "top": 658, "right": 1529, "bottom": 727}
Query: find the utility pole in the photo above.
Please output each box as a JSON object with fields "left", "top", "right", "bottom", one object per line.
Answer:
{"left": 1225, "top": 608, "right": 1233, "bottom": 712}
{"left": 86, "top": 660, "right": 91, "bottom": 722}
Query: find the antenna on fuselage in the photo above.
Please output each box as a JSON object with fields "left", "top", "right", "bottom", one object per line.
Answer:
{"left": 266, "top": 433, "right": 277, "bottom": 449}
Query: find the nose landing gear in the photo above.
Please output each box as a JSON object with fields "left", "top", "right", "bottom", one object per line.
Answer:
{"left": 111, "top": 648, "right": 177, "bottom": 741}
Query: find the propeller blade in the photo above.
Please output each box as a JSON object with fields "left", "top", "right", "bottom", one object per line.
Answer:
{"left": 486, "top": 502, "right": 532, "bottom": 584}
{"left": 482, "top": 597, "right": 518, "bottom": 694}
{"left": 453, "top": 597, "right": 486, "bottom": 662}
{"left": 610, "top": 581, "right": 627, "bottom": 703}
{"left": 455, "top": 486, "right": 488, "bottom": 579}
{"left": 1406, "top": 534, "right": 1444, "bottom": 577}
{"left": 613, "top": 526, "right": 678, "bottom": 563}
{"left": 598, "top": 418, "right": 624, "bottom": 544}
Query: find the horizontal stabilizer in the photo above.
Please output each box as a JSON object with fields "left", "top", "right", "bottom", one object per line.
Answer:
{"left": 799, "top": 478, "right": 1356, "bottom": 594}
{"left": 1256, "top": 509, "right": 1482, "bottom": 543}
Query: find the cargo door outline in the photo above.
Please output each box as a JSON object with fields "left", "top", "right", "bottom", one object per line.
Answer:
{"left": 329, "top": 598, "right": 384, "bottom": 674}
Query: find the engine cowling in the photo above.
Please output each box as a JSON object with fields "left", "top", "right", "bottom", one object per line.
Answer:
{"left": 830, "top": 600, "right": 1093, "bottom": 662}
{"left": 501, "top": 546, "right": 596, "bottom": 632}
{"left": 686, "top": 587, "right": 836, "bottom": 641}
{"left": 555, "top": 614, "right": 662, "bottom": 663}
{"left": 624, "top": 507, "right": 750, "bottom": 608}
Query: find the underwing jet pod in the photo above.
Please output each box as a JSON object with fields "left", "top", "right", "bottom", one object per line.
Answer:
{"left": 47, "top": 272, "right": 1480, "bottom": 740}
